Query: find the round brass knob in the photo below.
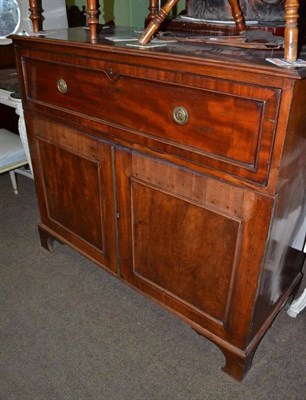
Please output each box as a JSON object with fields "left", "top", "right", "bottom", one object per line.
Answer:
{"left": 57, "top": 78, "right": 67, "bottom": 94}
{"left": 173, "top": 106, "right": 188, "bottom": 125}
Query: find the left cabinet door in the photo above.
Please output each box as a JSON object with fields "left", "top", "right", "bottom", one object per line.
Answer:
{"left": 26, "top": 114, "right": 118, "bottom": 274}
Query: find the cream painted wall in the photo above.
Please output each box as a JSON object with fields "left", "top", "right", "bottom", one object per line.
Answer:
{"left": 72, "top": 0, "right": 185, "bottom": 27}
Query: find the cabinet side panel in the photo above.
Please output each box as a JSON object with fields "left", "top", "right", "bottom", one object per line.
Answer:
{"left": 250, "top": 80, "right": 306, "bottom": 339}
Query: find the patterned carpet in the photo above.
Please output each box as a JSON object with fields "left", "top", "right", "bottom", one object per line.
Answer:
{"left": 0, "top": 173, "right": 305, "bottom": 400}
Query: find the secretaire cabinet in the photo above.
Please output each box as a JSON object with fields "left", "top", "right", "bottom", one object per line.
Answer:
{"left": 12, "top": 28, "right": 306, "bottom": 381}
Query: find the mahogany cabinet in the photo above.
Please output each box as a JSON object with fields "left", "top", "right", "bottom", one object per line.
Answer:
{"left": 12, "top": 28, "right": 306, "bottom": 381}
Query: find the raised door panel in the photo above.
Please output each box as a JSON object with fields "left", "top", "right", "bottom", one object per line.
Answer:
{"left": 131, "top": 182, "right": 240, "bottom": 322}
{"left": 26, "top": 114, "right": 117, "bottom": 273}
{"left": 116, "top": 148, "right": 274, "bottom": 347}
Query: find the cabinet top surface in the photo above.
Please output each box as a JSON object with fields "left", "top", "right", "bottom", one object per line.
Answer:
{"left": 12, "top": 27, "right": 306, "bottom": 79}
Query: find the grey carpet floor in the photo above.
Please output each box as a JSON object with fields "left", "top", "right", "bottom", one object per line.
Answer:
{"left": 0, "top": 173, "right": 305, "bottom": 400}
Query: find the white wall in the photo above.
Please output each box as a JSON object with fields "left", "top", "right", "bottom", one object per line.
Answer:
{"left": 18, "top": 0, "right": 68, "bottom": 32}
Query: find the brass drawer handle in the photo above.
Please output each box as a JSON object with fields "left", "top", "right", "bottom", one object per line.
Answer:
{"left": 173, "top": 106, "right": 188, "bottom": 125}
{"left": 57, "top": 78, "right": 67, "bottom": 94}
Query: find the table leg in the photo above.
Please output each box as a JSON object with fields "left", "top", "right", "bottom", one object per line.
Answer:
{"left": 284, "top": 0, "right": 299, "bottom": 62}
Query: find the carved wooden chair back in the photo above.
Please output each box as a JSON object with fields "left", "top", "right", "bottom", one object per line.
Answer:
{"left": 26, "top": 0, "right": 300, "bottom": 61}
{"left": 142, "top": 0, "right": 300, "bottom": 61}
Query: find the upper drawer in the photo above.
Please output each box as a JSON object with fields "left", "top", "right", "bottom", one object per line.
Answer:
{"left": 22, "top": 58, "right": 280, "bottom": 185}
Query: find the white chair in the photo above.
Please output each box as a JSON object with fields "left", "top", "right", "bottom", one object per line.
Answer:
{"left": 287, "top": 288, "right": 306, "bottom": 317}
{"left": 0, "top": 1, "right": 33, "bottom": 194}
{"left": 0, "top": 1, "right": 68, "bottom": 194}
{"left": 0, "top": 128, "right": 32, "bottom": 194}
{"left": 287, "top": 217, "right": 306, "bottom": 317}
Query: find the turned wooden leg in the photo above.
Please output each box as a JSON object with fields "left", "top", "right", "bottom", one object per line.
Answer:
{"left": 228, "top": 0, "right": 246, "bottom": 32}
{"left": 148, "top": 0, "right": 160, "bottom": 22}
{"left": 87, "top": 0, "right": 99, "bottom": 43}
{"left": 28, "top": 0, "right": 44, "bottom": 32}
{"left": 139, "top": 0, "right": 180, "bottom": 44}
{"left": 284, "top": 0, "right": 299, "bottom": 61}
{"left": 38, "top": 225, "right": 55, "bottom": 253}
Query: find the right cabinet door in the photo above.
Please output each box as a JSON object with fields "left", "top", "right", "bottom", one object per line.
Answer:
{"left": 115, "top": 148, "right": 274, "bottom": 347}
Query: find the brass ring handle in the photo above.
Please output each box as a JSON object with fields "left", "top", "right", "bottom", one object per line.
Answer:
{"left": 57, "top": 78, "right": 68, "bottom": 94}
{"left": 173, "top": 106, "right": 188, "bottom": 125}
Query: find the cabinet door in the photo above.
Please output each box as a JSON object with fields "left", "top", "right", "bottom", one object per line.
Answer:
{"left": 116, "top": 148, "right": 273, "bottom": 347}
{"left": 27, "top": 114, "right": 117, "bottom": 274}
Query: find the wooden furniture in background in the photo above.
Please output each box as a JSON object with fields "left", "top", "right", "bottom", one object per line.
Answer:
{"left": 26, "top": 0, "right": 302, "bottom": 60}
{"left": 144, "top": 0, "right": 301, "bottom": 61}
{"left": 29, "top": 0, "right": 44, "bottom": 33}
{"left": 227, "top": 0, "right": 246, "bottom": 31}
{"left": 86, "top": 0, "right": 99, "bottom": 42}
{"left": 284, "top": 0, "right": 299, "bottom": 61}
{"left": 12, "top": 23, "right": 306, "bottom": 380}
{"left": 139, "top": 0, "right": 183, "bottom": 44}
{"left": 139, "top": 0, "right": 247, "bottom": 44}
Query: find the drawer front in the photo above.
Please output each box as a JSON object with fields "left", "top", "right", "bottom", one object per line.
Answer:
{"left": 23, "top": 58, "right": 280, "bottom": 184}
